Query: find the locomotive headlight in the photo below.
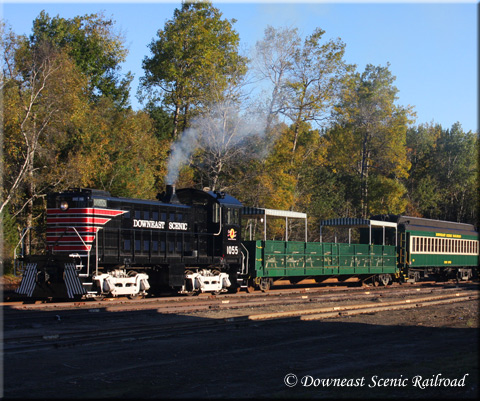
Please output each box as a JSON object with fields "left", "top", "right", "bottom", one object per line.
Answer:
{"left": 60, "top": 201, "right": 69, "bottom": 211}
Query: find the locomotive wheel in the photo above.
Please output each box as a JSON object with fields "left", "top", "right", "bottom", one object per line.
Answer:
{"left": 246, "top": 278, "right": 256, "bottom": 293}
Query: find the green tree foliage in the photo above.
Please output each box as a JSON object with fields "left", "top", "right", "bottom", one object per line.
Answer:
{"left": 30, "top": 11, "right": 132, "bottom": 107}
{"left": 406, "top": 123, "right": 478, "bottom": 223}
{"left": 328, "top": 64, "right": 414, "bottom": 217}
{"left": 1, "top": 16, "right": 164, "bottom": 258}
{"left": 70, "top": 98, "right": 165, "bottom": 199}
{"left": 141, "top": 0, "right": 247, "bottom": 140}
{"left": 1, "top": 23, "right": 88, "bottom": 220}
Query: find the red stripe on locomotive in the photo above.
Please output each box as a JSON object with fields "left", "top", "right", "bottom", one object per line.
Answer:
{"left": 47, "top": 208, "right": 126, "bottom": 217}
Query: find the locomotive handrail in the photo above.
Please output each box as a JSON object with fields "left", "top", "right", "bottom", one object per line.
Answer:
{"left": 214, "top": 206, "right": 222, "bottom": 236}
{"left": 68, "top": 226, "right": 91, "bottom": 277}
{"left": 240, "top": 242, "right": 249, "bottom": 275}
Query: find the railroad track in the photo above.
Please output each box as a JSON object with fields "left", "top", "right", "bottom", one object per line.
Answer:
{"left": 3, "top": 282, "right": 477, "bottom": 322}
{"left": 4, "top": 286, "right": 478, "bottom": 354}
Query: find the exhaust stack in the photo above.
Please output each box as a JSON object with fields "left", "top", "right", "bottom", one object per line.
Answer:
{"left": 157, "top": 184, "right": 181, "bottom": 204}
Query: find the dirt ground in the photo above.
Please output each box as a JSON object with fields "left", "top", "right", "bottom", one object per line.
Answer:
{"left": 3, "top": 282, "right": 479, "bottom": 400}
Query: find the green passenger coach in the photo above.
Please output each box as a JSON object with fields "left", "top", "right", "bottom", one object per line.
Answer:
{"left": 374, "top": 215, "right": 479, "bottom": 282}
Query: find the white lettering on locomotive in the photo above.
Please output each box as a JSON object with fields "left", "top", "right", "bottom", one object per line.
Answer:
{"left": 168, "top": 221, "right": 188, "bottom": 231}
{"left": 226, "top": 245, "right": 239, "bottom": 255}
{"left": 133, "top": 219, "right": 166, "bottom": 229}
{"left": 133, "top": 219, "right": 188, "bottom": 231}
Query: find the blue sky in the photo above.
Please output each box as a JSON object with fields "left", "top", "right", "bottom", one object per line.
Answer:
{"left": 2, "top": 1, "right": 477, "bottom": 132}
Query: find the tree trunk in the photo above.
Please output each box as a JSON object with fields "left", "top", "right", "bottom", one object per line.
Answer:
{"left": 172, "top": 103, "right": 181, "bottom": 140}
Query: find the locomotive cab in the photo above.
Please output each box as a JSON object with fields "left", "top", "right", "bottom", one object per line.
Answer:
{"left": 175, "top": 188, "right": 243, "bottom": 293}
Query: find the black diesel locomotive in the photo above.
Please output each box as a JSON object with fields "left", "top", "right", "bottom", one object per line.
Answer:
{"left": 16, "top": 186, "right": 243, "bottom": 299}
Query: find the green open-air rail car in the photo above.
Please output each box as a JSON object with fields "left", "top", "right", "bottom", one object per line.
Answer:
{"left": 240, "top": 216, "right": 399, "bottom": 290}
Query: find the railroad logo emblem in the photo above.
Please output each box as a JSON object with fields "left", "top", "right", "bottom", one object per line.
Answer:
{"left": 227, "top": 228, "right": 237, "bottom": 240}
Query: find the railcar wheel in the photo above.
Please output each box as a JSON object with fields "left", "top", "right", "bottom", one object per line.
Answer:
{"left": 259, "top": 278, "right": 272, "bottom": 292}
{"left": 378, "top": 274, "right": 391, "bottom": 286}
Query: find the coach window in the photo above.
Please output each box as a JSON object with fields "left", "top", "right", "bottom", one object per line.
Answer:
{"left": 135, "top": 240, "right": 141, "bottom": 252}
{"left": 135, "top": 210, "right": 141, "bottom": 220}
{"left": 177, "top": 213, "right": 183, "bottom": 222}
{"left": 152, "top": 211, "right": 159, "bottom": 221}
{"left": 161, "top": 212, "right": 167, "bottom": 221}
{"left": 124, "top": 239, "right": 131, "bottom": 251}
{"left": 144, "top": 211, "right": 150, "bottom": 220}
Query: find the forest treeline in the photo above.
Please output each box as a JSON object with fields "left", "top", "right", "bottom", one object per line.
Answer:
{"left": 1, "top": 2, "right": 478, "bottom": 267}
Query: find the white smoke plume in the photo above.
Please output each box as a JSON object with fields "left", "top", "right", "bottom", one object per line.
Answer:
{"left": 165, "top": 100, "right": 266, "bottom": 186}
{"left": 165, "top": 126, "right": 200, "bottom": 185}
